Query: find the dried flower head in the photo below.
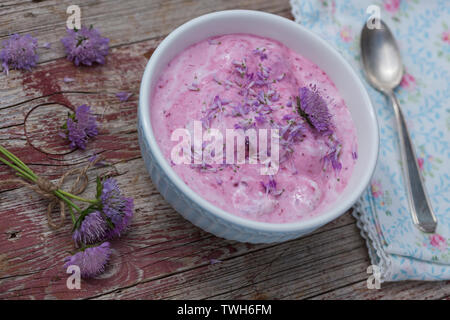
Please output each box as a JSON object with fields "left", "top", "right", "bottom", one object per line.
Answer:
{"left": 0, "top": 34, "right": 39, "bottom": 74}
{"left": 64, "top": 242, "right": 111, "bottom": 278}
{"left": 297, "top": 87, "right": 332, "bottom": 134}
{"left": 60, "top": 104, "right": 98, "bottom": 150}
{"left": 100, "top": 178, "right": 134, "bottom": 239}
{"left": 61, "top": 26, "right": 109, "bottom": 66}
{"left": 72, "top": 211, "right": 108, "bottom": 246}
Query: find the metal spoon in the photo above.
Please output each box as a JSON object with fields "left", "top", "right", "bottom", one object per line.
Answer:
{"left": 360, "top": 20, "right": 437, "bottom": 233}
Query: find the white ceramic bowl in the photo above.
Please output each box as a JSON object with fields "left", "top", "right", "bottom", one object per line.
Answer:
{"left": 138, "top": 10, "right": 379, "bottom": 243}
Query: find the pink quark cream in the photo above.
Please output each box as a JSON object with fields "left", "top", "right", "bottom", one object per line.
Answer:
{"left": 151, "top": 34, "right": 358, "bottom": 223}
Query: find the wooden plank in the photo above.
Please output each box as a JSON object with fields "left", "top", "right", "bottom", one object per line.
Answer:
{"left": 0, "top": 0, "right": 293, "bottom": 63}
{"left": 92, "top": 220, "right": 368, "bottom": 299}
{"left": 310, "top": 280, "right": 450, "bottom": 300}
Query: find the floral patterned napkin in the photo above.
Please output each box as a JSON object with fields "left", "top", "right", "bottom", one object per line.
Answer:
{"left": 290, "top": 0, "right": 449, "bottom": 281}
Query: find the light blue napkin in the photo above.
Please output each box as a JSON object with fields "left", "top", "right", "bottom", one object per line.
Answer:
{"left": 290, "top": 0, "right": 450, "bottom": 281}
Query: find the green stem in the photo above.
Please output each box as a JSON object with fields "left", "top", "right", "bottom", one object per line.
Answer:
{"left": 0, "top": 146, "right": 37, "bottom": 179}
{"left": 68, "top": 206, "right": 76, "bottom": 225}
{"left": 54, "top": 190, "right": 83, "bottom": 212}
{"left": 58, "top": 189, "right": 98, "bottom": 204}
{"left": 0, "top": 146, "right": 87, "bottom": 214}
{"left": 0, "top": 156, "right": 36, "bottom": 183}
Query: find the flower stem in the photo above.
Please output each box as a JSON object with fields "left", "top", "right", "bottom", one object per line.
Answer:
{"left": 68, "top": 206, "right": 76, "bottom": 225}
{"left": 0, "top": 146, "right": 85, "bottom": 213}
{"left": 54, "top": 190, "right": 83, "bottom": 212}
{"left": 0, "top": 156, "right": 36, "bottom": 183}
{"left": 58, "top": 190, "right": 98, "bottom": 204}
{"left": 0, "top": 146, "right": 37, "bottom": 179}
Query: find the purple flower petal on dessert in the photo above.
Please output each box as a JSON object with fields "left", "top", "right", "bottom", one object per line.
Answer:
{"left": 260, "top": 176, "right": 283, "bottom": 197}
{"left": 0, "top": 34, "right": 39, "bottom": 74}
{"left": 282, "top": 114, "right": 295, "bottom": 121}
{"left": 60, "top": 104, "right": 98, "bottom": 150}
{"left": 297, "top": 87, "right": 333, "bottom": 134}
{"left": 116, "top": 91, "right": 133, "bottom": 102}
{"left": 232, "top": 59, "right": 247, "bottom": 77}
{"left": 187, "top": 82, "right": 200, "bottom": 91}
{"left": 201, "top": 95, "right": 229, "bottom": 128}
{"left": 254, "top": 114, "right": 266, "bottom": 125}
{"left": 252, "top": 47, "right": 268, "bottom": 60}
{"left": 208, "top": 39, "right": 221, "bottom": 45}
{"left": 61, "top": 26, "right": 109, "bottom": 66}
{"left": 352, "top": 148, "right": 358, "bottom": 160}
{"left": 276, "top": 73, "right": 286, "bottom": 81}
{"left": 213, "top": 75, "right": 222, "bottom": 85}
{"left": 234, "top": 118, "right": 255, "bottom": 131}
{"left": 64, "top": 242, "right": 111, "bottom": 278}
{"left": 230, "top": 102, "right": 249, "bottom": 117}
{"left": 323, "top": 139, "right": 342, "bottom": 171}
{"left": 190, "top": 162, "right": 218, "bottom": 173}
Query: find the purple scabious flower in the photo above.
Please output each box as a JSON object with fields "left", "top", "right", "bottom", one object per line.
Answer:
{"left": 297, "top": 87, "right": 332, "bottom": 134}
{"left": 0, "top": 34, "right": 39, "bottom": 74}
{"left": 60, "top": 104, "right": 98, "bottom": 150}
{"left": 61, "top": 26, "right": 109, "bottom": 66}
{"left": 100, "top": 178, "right": 134, "bottom": 239}
{"left": 64, "top": 242, "right": 111, "bottom": 278}
{"left": 72, "top": 211, "right": 108, "bottom": 246}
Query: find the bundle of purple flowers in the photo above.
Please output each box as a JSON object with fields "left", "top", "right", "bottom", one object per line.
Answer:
{"left": 64, "top": 177, "right": 134, "bottom": 278}
{"left": 0, "top": 26, "right": 135, "bottom": 278}
{"left": 0, "top": 144, "right": 134, "bottom": 278}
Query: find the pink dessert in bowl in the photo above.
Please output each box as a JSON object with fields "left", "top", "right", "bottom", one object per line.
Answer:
{"left": 138, "top": 10, "right": 378, "bottom": 243}
{"left": 151, "top": 34, "right": 357, "bottom": 223}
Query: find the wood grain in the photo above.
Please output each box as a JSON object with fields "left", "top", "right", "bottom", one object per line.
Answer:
{"left": 0, "top": 0, "right": 448, "bottom": 300}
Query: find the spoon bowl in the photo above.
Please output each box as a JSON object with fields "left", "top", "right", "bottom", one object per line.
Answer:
{"left": 361, "top": 20, "right": 403, "bottom": 92}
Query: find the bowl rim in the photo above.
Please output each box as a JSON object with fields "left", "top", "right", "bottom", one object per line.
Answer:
{"left": 139, "top": 9, "right": 379, "bottom": 233}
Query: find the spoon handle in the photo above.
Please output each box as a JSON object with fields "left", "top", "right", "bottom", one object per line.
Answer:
{"left": 388, "top": 91, "right": 437, "bottom": 233}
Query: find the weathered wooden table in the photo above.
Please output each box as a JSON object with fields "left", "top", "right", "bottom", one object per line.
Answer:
{"left": 0, "top": 0, "right": 448, "bottom": 300}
